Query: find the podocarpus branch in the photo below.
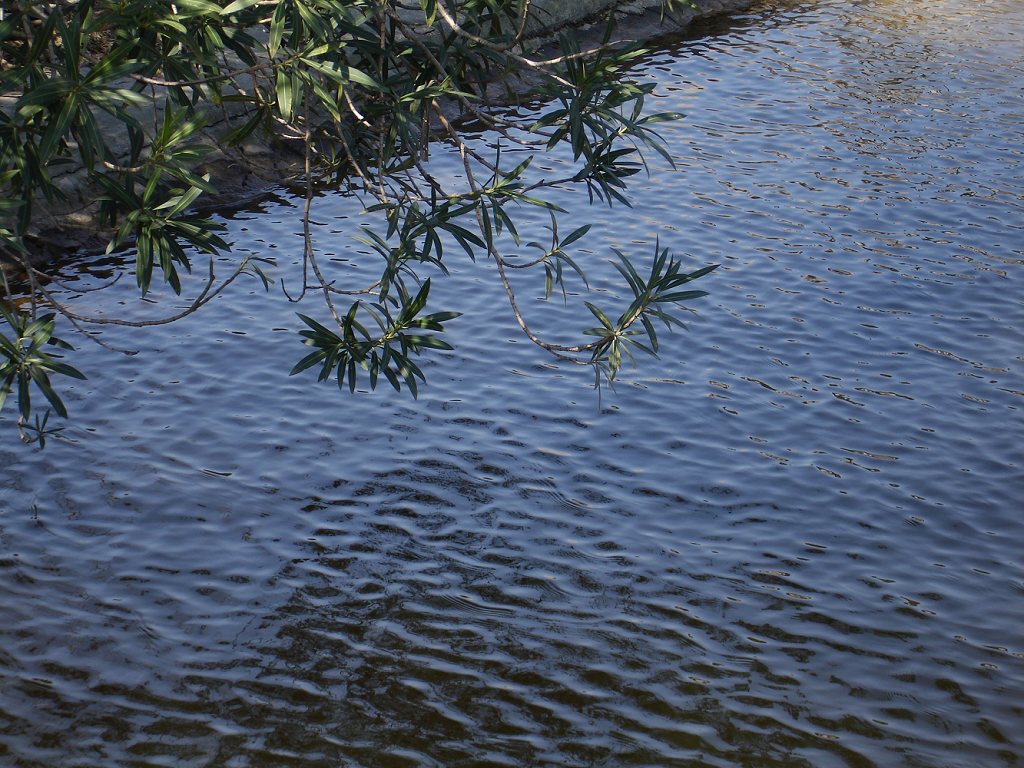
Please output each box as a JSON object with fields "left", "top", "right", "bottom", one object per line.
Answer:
{"left": 1, "top": 0, "right": 716, "bottom": 441}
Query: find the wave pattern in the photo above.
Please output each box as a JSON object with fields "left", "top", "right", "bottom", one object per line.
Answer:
{"left": 2, "top": 1, "right": 1023, "bottom": 766}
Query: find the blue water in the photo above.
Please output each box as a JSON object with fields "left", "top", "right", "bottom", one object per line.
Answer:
{"left": 2, "top": 1, "right": 1022, "bottom": 765}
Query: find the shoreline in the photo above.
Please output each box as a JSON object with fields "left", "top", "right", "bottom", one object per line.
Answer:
{"left": 3, "top": 0, "right": 758, "bottom": 271}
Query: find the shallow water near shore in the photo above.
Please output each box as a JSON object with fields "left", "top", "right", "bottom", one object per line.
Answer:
{"left": 2, "top": 0, "right": 1022, "bottom": 766}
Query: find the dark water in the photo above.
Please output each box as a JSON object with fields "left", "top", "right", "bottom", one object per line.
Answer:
{"left": 2, "top": 0, "right": 1023, "bottom": 765}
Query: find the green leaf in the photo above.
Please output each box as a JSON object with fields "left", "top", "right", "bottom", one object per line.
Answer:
{"left": 28, "top": 367, "right": 68, "bottom": 419}
{"left": 641, "top": 314, "right": 659, "bottom": 354}
{"left": 296, "top": 313, "right": 342, "bottom": 343}
{"left": 584, "top": 302, "right": 615, "bottom": 331}
{"left": 178, "top": 0, "right": 224, "bottom": 16}
{"left": 287, "top": 344, "right": 322, "bottom": 373}
{"left": 45, "top": 361, "right": 87, "bottom": 380}
{"left": 382, "top": 365, "right": 402, "bottom": 393}
{"left": 346, "top": 66, "right": 382, "bottom": 90}
{"left": 660, "top": 289, "right": 709, "bottom": 303}
{"left": 560, "top": 224, "right": 591, "bottom": 249}
{"left": 686, "top": 264, "right": 720, "bottom": 281}
{"left": 221, "top": 0, "right": 264, "bottom": 14}
{"left": 38, "top": 89, "right": 80, "bottom": 162}
{"left": 18, "top": 372, "right": 31, "bottom": 421}
{"left": 275, "top": 69, "right": 294, "bottom": 122}
{"left": 403, "top": 334, "right": 454, "bottom": 350}
{"left": 269, "top": 1, "right": 287, "bottom": 57}
{"left": 222, "top": 108, "right": 267, "bottom": 146}
{"left": 404, "top": 278, "right": 431, "bottom": 319}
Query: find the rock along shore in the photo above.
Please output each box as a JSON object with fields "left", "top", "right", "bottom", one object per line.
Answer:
{"left": 3, "top": 0, "right": 757, "bottom": 270}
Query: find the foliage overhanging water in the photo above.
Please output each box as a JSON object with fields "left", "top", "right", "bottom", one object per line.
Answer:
{"left": 2, "top": 0, "right": 1023, "bottom": 765}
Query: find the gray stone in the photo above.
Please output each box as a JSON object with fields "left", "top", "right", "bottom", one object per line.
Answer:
{"left": 2, "top": 0, "right": 756, "bottom": 269}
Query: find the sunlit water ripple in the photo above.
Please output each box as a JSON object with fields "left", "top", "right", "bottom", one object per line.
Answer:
{"left": 2, "top": 1, "right": 1022, "bottom": 766}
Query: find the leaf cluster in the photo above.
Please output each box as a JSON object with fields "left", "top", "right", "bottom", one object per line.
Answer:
{"left": 584, "top": 242, "right": 718, "bottom": 383}
{"left": 2, "top": 0, "right": 718, "bottom": 443}
{"left": 290, "top": 279, "right": 459, "bottom": 398}
{"left": 0, "top": 303, "right": 86, "bottom": 444}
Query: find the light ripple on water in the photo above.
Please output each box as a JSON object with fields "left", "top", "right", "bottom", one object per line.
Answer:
{"left": 2, "top": 0, "right": 1024, "bottom": 766}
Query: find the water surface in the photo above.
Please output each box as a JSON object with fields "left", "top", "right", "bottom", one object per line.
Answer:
{"left": 2, "top": 1, "right": 1022, "bottom": 765}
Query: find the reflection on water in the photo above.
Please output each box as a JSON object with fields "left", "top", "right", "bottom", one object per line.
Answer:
{"left": 2, "top": 0, "right": 1023, "bottom": 765}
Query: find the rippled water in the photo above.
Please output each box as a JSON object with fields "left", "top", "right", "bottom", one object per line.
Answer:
{"left": 2, "top": 1, "right": 1023, "bottom": 765}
